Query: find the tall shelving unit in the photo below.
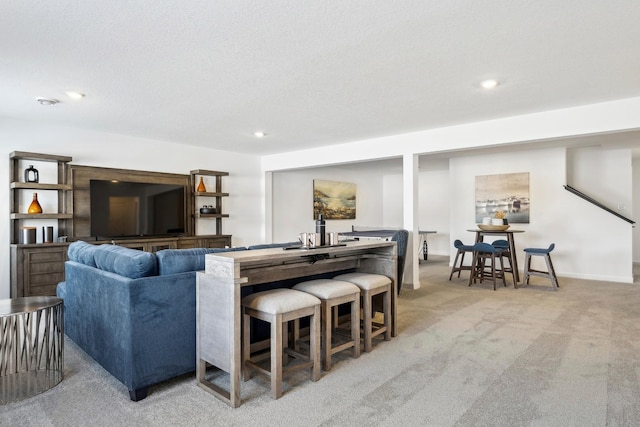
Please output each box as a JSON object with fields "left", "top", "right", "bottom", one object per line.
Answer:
{"left": 190, "top": 169, "right": 230, "bottom": 236}
{"left": 10, "top": 151, "right": 73, "bottom": 297}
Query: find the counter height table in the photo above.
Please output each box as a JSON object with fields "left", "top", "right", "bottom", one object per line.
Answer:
{"left": 196, "top": 240, "right": 397, "bottom": 407}
{"left": 467, "top": 229, "right": 525, "bottom": 285}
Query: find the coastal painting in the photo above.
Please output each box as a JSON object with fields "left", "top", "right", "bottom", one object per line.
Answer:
{"left": 475, "top": 172, "right": 530, "bottom": 223}
{"left": 313, "top": 179, "right": 356, "bottom": 219}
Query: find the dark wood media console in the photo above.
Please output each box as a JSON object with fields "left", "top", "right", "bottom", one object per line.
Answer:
{"left": 9, "top": 154, "right": 232, "bottom": 297}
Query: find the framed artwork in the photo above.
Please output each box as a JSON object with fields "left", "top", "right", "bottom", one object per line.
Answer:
{"left": 313, "top": 179, "right": 356, "bottom": 219}
{"left": 475, "top": 172, "right": 530, "bottom": 223}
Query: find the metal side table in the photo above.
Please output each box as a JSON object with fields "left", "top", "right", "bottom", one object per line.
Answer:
{"left": 1, "top": 296, "right": 64, "bottom": 405}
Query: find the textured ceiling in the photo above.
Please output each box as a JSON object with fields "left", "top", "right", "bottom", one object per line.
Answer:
{"left": 2, "top": 1, "right": 640, "bottom": 155}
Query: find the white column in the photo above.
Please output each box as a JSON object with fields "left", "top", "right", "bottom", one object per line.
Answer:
{"left": 402, "top": 153, "right": 420, "bottom": 289}
{"left": 265, "top": 171, "right": 273, "bottom": 243}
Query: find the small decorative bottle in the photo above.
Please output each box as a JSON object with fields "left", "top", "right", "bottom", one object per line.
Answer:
{"left": 28, "top": 193, "right": 43, "bottom": 214}
{"left": 316, "top": 214, "right": 326, "bottom": 246}
{"left": 196, "top": 177, "right": 207, "bottom": 192}
{"left": 24, "top": 165, "right": 39, "bottom": 183}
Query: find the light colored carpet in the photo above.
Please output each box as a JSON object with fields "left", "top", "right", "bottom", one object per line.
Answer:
{"left": 3, "top": 257, "right": 640, "bottom": 426}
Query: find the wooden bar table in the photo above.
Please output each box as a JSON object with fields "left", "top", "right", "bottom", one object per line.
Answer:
{"left": 467, "top": 228, "right": 525, "bottom": 284}
{"left": 196, "top": 240, "right": 397, "bottom": 407}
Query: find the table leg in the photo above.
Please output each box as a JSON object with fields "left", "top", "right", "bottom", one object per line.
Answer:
{"left": 468, "top": 250, "right": 478, "bottom": 287}
{"left": 507, "top": 234, "right": 520, "bottom": 284}
{"left": 423, "top": 238, "right": 428, "bottom": 261}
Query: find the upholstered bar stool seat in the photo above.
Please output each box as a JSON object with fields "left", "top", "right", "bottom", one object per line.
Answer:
{"left": 332, "top": 272, "right": 391, "bottom": 353}
{"left": 523, "top": 243, "right": 559, "bottom": 290}
{"left": 293, "top": 279, "right": 361, "bottom": 371}
{"left": 242, "top": 288, "right": 321, "bottom": 399}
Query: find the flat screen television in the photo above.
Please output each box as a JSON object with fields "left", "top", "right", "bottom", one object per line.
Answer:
{"left": 90, "top": 179, "right": 186, "bottom": 239}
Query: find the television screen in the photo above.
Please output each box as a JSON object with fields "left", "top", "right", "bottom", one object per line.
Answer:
{"left": 90, "top": 179, "right": 185, "bottom": 239}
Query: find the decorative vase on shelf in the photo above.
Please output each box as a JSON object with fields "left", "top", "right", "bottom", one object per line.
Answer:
{"left": 28, "top": 193, "right": 43, "bottom": 214}
{"left": 196, "top": 177, "right": 206, "bottom": 192}
{"left": 24, "top": 165, "right": 39, "bottom": 183}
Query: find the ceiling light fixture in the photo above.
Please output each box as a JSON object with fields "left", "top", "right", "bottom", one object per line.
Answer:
{"left": 253, "top": 131, "right": 266, "bottom": 138}
{"left": 65, "top": 91, "right": 85, "bottom": 99}
{"left": 480, "top": 79, "right": 499, "bottom": 89}
{"left": 36, "top": 98, "right": 60, "bottom": 106}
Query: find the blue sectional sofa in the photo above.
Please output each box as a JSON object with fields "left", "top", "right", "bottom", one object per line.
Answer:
{"left": 57, "top": 241, "right": 249, "bottom": 401}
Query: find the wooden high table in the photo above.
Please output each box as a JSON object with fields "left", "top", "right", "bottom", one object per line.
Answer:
{"left": 196, "top": 240, "right": 397, "bottom": 407}
{"left": 467, "top": 229, "right": 525, "bottom": 284}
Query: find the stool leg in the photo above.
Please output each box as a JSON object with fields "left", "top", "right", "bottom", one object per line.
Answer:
{"left": 292, "top": 319, "right": 301, "bottom": 352}
{"left": 362, "top": 291, "right": 372, "bottom": 352}
{"left": 321, "top": 300, "right": 332, "bottom": 371}
{"left": 491, "top": 254, "right": 497, "bottom": 290}
{"left": 468, "top": 252, "right": 478, "bottom": 287}
{"left": 243, "top": 310, "right": 251, "bottom": 381}
{"left": 282, "top": 320, "right": 290, "bottom": 365}
{"left": 310, "top": 305, "right": 321, "bottom": 382}
{"left": 498, "top": 255, "right": 506, "bottom": 288}
{"left": 272, "top": 313, "right": 283, "bottom": 399}
{"left": 351, "top": 297, "right": 361, "bottom": 359}
{"left": 523, "top": 253, "right": 531, "bottom": 287}
{"left": 545, "top": 254, "right": 559, "bottom": 290}
{"left": 459, "top": 251, "right": 467, "bottom": 278}
{"left": 449, "top": 249, "right": 462, "bottom": 280}
{"left": 383, "top": 287, "right": 391, "bottom": 341}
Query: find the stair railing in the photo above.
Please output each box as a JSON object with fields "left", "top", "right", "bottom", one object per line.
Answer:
{"left": 563, "top": 184, "right": 635, "bottom": 225}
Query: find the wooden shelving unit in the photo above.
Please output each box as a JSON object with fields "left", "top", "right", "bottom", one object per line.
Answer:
{"left": 190, "top": 169, "right": 229, "bottom": 236}
{"left": 9, "top": 151, "right": 73, "bottom": 297}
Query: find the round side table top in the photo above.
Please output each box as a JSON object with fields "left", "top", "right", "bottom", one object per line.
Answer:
{"left": 0, "top": 296, "right": 63, "bottom": 316}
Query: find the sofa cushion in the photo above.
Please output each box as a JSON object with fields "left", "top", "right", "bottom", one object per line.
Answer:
{"left": 67, "top": 240, "right": 98, "bottom": 267}
{"left": 156, "top": 247, "right": 247, "bottom": 275}
{"left": 93, "top": 244, "right": 158, "bottom": 278}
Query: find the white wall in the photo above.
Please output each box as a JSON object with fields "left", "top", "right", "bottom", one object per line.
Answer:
{"left": 567, "top": 146, "right": 633, "bottom": 211}
{"left": 271, "top": 166, "right": 385, "bottom": 242}
{"left": 1, "top": 117, "right": 263, "bottom": 298}
{"left": 634, "top": 155, "right": 640, "bottom": 263}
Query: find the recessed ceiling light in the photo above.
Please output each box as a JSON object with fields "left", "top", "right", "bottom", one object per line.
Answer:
{"left": 253, "top": 131, "right": 266, "bottom": 138}
{"left": 36, "top": 98, "right": 59, "bottom": 105}
{"left": 480, "top": 79, "right": 499, "bottom": 89}
{"left": 65, "top": 91, "right": 85, "bottom": 99}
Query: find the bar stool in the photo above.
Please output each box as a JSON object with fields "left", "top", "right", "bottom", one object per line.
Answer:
{"left": 492, "top": 239, "right": 517, "bottom": 287}
{"left": 332, "top": 272, "right": 391, "bottom": 352}
{"left": 449, "top": 239, "right": 475, "bottom": 280}
{"left": 242, "top": 288, "right": 321, "bottom": 399}
{"left": 523, "top": 243, "right": 559, "bottom": 290}
{"left": 468, "top": 242, "right": 506, "bottom": 290}
{"left": 293, "top": 279, "right": 360, "bottom": 371}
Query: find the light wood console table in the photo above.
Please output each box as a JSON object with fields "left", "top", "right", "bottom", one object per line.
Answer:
{"left": 196, "top": 240, "right": 397, "bottom": 407}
